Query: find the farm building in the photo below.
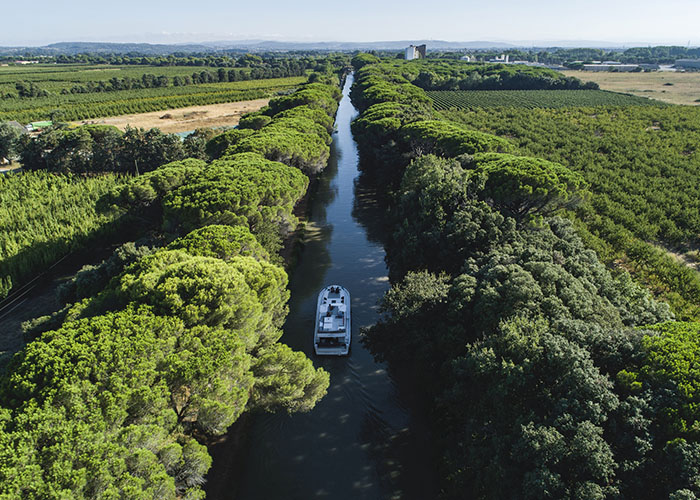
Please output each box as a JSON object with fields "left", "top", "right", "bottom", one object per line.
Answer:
{"left": 25, "top": 121, "right": 53, "bottom": 132}
{"left": 405, "top": 44, "right": 427, "bottom": 60}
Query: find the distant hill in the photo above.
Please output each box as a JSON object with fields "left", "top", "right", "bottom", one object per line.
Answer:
{"left": 2, "top": 39, "right": 689, "bottom": 56}
{"left": 0, "top": 39, "right": 516, "bottom": 56}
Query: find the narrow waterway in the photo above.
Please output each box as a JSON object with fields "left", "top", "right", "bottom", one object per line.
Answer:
{"left": 205, "top": 75, "right": 436, "bottom": 499}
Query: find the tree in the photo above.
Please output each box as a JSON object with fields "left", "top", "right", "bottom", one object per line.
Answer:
{"left": 0, "top": 122, "right": 22, "bottom": 161}
{"left": 251, "top": 343, "right": 330, "bottom": 413}
{"left": 470, "top": 153, "right": 588, "bottom": 222}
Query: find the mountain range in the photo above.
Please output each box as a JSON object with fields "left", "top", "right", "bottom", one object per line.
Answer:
{"left": 0, "top": 39, "right": 655, "bottom": 56}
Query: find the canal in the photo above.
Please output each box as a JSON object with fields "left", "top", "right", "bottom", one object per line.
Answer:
{"left": 206, "top": 74, "right": 436, "bottom": 500}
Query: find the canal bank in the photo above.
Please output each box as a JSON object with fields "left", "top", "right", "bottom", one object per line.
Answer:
{"left": 205, "top": 74, "right": 437, "bottom": 500}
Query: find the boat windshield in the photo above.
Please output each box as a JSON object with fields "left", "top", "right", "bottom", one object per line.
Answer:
{"left": 318, "top": 338, "right": 345, "bottom": 347}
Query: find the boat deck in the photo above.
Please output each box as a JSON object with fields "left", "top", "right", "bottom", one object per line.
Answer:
{"left": 317, "top": 288, "right": 347, "bottom": 334}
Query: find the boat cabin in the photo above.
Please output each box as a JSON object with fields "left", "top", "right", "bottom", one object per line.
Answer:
{"left": 318, "top": 286, "right": 347, "bottom": 333}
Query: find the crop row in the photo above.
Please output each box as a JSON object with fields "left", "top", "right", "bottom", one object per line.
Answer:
{"left": 428, "top": 89, "right": 664, "bottom": 109}
{"left": 0, "top": 76, "right": 305, "bottom": 122}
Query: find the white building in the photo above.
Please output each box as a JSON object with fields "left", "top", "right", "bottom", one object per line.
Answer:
{"left": 405, "top": 44, "right": 427, "bottom": 60}
{"left": 488, "top": 54, "right": 510, "bottom": 63}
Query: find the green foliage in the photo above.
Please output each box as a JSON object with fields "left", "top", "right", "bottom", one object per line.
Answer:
{"left": 0, "top": 121, "right": 22, "bottom": 159}
{"left": 114, "top": 158, "right": 206, "bottom": 207}
{"left": 0, "top": 67, "right": 338, "bottom": 498}
{"left": 441, "top": 105, "right": 700, "bottom": 247}
{"left": 636, "top": 322, "right": 700, "bottom": 436}
{"left": 470, "top": 153, "right": 588, "bottom": 222}
{"left": 388, "top": 154, "right": 513, "bottom": 278}
{"left": 400, "top": 120, "right": 514, "bottom": 159}
{"left": 19, "top": 124, "right": 189, "bottom": 174}
{"left": 272, "top": 104, "right": 335, "bottom": 133}
{"left": 0, "top": 171, "right": 125, "bottom": 299}
{"left": 442, "top": 103, "right": 700, "bottom": 319}
{"left": 204, "top": 128, "right": 255, "bottom": 160}
{"left": 237, "top": 112, "right": 272, "bottom": 130}
{"left": 0, "top": 307, "right": 239, "bottom": 498}
{"left": 0, "top": 75, "right": 306, "bottom": 123}
{"left": 444, "top": 317, "right": 620, "bottom": 499}
{"left": 351, "top": 53, "right": 380, "bottom": 70}
{"left": 428, "top": 89, "right": 662, "bottom": 109}
{"left": 266, "top": 84, "right": 340, "bottom": 117}
{"left": 56, "top": 241, "right": 153, "bottom": 305}
{"left": 162, "top": 153, "right": 308, "bottom": 241}
{"left": 230, "top": 123, "right": 330, "bottom": 175}
{"left": 352, "top": 58, "right": 693, "bottom": 498}
{"left": 251, "top": 343, "right": 330, "bottom": 412}
{"left": 166, "top": 224, "right": 270, "bottom": 263}
{"left": 377, "top": 59, "right": 595, "bottom": 91}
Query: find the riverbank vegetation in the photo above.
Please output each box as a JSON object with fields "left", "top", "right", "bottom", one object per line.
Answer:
{"left": 0, "top": 73, "right": 343, "bottom": 498}
{"left": 351, "top": 55, "right": 700, "bottom": 499}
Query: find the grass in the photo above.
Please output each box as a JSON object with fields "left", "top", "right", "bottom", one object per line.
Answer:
{"left": 571, "top": 70, "right": 700, "bottom": 106}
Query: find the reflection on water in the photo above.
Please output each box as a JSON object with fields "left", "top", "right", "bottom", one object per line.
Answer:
{"left": 205, "top": 74, "right": 437, "bottom": 500}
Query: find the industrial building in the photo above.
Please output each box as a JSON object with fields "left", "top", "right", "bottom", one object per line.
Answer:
{"left": 583, "top": 63, "right": 640, "bottom": 72}
{"left": 675, "top": 59, "right": 700, "bottom": 69}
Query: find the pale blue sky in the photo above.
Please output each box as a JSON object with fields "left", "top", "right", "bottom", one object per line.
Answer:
{"left": 3, "top": 0, "right": 699, "bottom": 46}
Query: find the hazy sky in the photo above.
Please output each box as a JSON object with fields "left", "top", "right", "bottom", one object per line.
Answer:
{"left": 3, "top": 0, "right": 699, "bottom": 46}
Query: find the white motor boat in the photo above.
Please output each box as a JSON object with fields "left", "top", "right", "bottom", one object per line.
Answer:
{"left": 314, "top": 285, "right": 351, "bottom": 356}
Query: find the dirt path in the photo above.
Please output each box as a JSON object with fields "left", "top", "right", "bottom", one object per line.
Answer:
{"left": 73, "top": 98, "right": 270, "bottom": 133}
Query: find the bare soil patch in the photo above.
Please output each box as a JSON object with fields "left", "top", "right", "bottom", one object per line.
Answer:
{"left": 570, "top": 71, "right": 700, "bottom": 106}
{"left": 73, "top": 98, "right": 270, "bottom": 133}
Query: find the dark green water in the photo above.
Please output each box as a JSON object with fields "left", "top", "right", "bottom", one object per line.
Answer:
{"left": 206, "top": 75, "right": 436, "bottom": 500}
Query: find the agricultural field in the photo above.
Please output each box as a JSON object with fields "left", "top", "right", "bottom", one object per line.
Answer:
{"left": 76, "top": 98, "right": 271, "bottom": 133}
{"left": 0, "top": 64, "right": 300, "bottom": 95}
{"left": 0, "top": 76, "right": 305, "bottom": 123}
{"left": 443, "top": 104, "right": 700, "bottom": 318}
{"left": 427, "top": 89, "right": 663, "bottom": 109}
{"left": 568, "top": 70, "right": 700, "bottom": 106}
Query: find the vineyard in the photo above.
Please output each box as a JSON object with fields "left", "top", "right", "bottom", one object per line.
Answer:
{"left": 428, "top": 89, "right": 664, "bottom": 109}
{"left": 0, "top": 171, "right": 126, "bottom": 298}
{"left": 0, "top": 75, "right": 306, "bottom": 122}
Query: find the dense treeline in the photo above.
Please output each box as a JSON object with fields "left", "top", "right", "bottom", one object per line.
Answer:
{"left": 425, "top": 46, "right": 700, "bottom": 65}
{"left": 351, "top": 55, "right": 700, "bottom": 499}
{"left": 0, "top": 172, "right": 126, "bottom": 299}
{"left": 18, "top": 125, "right": 192, "bottom": 174}
{"left": 354, "top": 58, "right": 598, "bottom": 92}
{"left": 442, "top": 105, "right": 700, "bottom": 319}
{"left": 15, "top": 52, "right": 348, "bottom": 70}
{"left": 55, "top": 66, "right": 306, "bottom": 96}
{"left": 0, "top": 76, "right": 304, "bottom": 123}
{"left": 0, "top": 74, "right": 343, "bottom": 498}
{"left": 0, "top": 54, "right": 349, "bottom": 95}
